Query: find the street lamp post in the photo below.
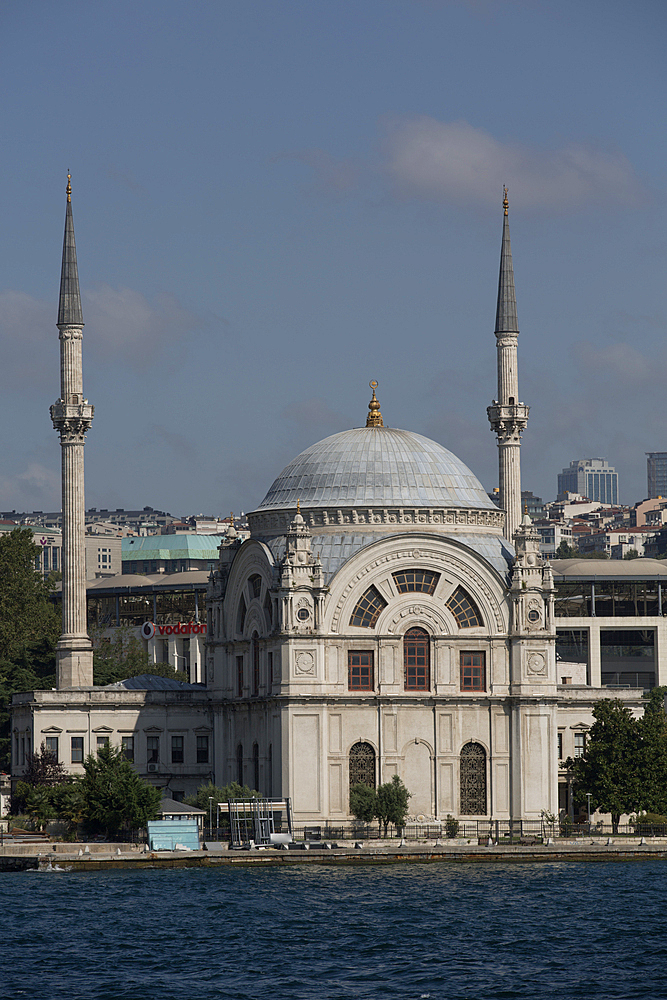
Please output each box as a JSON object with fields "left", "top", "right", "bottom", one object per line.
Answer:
{"left": 209, "top": 796, "right": 213, "bottom": 838}
{"left": 586, "top": 792, "right": 592, "bottom": 832}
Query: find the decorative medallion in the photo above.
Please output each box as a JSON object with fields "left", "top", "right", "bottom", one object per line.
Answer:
{"left": 295, "top": 650, "right": 315, "bottom": 675}
{"left": 527, "top": 652, "right": 546, "bottom": 675}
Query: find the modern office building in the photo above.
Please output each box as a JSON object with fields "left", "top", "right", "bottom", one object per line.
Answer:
{"left": 557, "top": 458, "right": 618, "bottom": 505}
{"left": 647, "top": 453, "right": 667, "bottom": 500}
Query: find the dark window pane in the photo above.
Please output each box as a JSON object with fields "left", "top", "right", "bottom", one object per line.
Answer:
{"left": 460, "top": 651, "right": 485, "bottom": 691}
{"left": 350, "top": 586, "right": 387, "bottom": 628}
{"left": 393, "top": 570, "right": 439, "bottom": 595}
{"left": 348, "top": 650, "right": 374, "bottom": 690}
{"left": 447, "top": 587, "right": 482, "bottom": 628}
{"left": 404, "top": 627, "right": 430, "bottom": 690}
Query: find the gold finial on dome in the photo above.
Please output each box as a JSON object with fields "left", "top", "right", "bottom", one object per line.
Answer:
{"left": 297, "top": 498, "right": 301, "bottom": 513}
{"left": 230, "top": 511, "right": 234, "bottom": 527}
{"left": 66, "top": 171, "right": 72, "bottom": 203}
{"left": 366, "top": 380, "right": 384, "bottom": 427}
{"left": 503, "top": 185, "right": 509, "bottom": 216}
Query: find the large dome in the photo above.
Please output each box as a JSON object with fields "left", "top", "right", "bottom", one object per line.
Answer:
{"left": 255, "top": 426, "right": 495, "bottom": 511}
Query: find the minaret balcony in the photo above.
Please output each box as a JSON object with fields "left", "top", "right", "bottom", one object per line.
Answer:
{"left": 487, "top": 401, "right": 529, "bottom": 436}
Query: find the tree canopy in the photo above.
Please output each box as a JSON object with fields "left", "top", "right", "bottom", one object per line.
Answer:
{"left": 568, "top": 692, "right": 667, "bottom": 831}
{"left": 80, "top": 743, "right": 161, "bottom": 837}
{"left": 185, "top": 781, "right": 259, "bottom": 811}
{"left": 0, "top": 529, "right": 61, "bottom": 768}
{"left": 349, "top": 776, "right": 412, "bottom": 835}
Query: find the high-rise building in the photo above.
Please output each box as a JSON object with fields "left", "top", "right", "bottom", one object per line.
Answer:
{"left": 557, "top": 458, "right": 618, "bottom": 505}
{"left": 646, "top": 453, "right": 667, "bottom": 499}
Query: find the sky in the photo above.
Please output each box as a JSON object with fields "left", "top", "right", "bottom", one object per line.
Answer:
{"left": 0, "top": 0, "right": 665, "bottom": 517}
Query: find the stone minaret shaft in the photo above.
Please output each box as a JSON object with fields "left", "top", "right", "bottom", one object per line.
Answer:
{"left": 50, "top": 175, "right": 95, "bottom": 688}
{"left": 487, "top": 189, "right": 529, "bottom": 542}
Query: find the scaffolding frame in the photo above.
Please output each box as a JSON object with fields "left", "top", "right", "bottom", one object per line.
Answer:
{"left": 227, "top": 797, "right": 293, "bottom": 848}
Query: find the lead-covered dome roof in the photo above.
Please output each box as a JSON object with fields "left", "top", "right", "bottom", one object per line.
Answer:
{"left": 255, "top": 426, "right": 495, "bottom": 511}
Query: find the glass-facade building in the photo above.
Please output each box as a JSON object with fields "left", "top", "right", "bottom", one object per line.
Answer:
{"left": 557, "top": 458, "right": 618, "bottom": 504}
{"left": 647, "top": 452, "right": 667, "bottom": 499}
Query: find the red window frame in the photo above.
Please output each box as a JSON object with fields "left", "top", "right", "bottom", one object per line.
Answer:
{"left": 460, "top": 651, "right": 486, "bottom": 691}
{"left": 348, "top": 650, "right": 374, "bottom": 691}
{"left": 404, "top": 627, "right": 430, "bottom": 690}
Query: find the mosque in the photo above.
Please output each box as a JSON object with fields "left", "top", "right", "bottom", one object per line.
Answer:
{"left": 15, "top": 181, "right": 652, "bottom": 826}
{"left": 206, "top": 189, "right": 559, "bottom": 824}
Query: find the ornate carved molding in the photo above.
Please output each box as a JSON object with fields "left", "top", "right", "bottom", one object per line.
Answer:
{"left": 330, "top": 544, "right": 506, "bottom": 633}
{"left": 249, "top": 505, "right": 505, "bottom": 535}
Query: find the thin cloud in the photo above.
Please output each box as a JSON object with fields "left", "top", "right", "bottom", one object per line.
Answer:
{"left": 286, "top": 116, "right": 644, "bottom": 212}
{"left": 0, "top": 462, "right": 60, "bottom": 510}
{"left": 83, "top": 284, "right": 198, "bottom": 362}
{"left": 382, "top": 117, "right": 644, "bottom": 210}
{"left": 0, "top": 286, "right": 199, "bottom": 391}
{"left": 574, "top": 341, "right": 660, "bottom": 387}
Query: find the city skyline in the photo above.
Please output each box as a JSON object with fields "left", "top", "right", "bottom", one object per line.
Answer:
{"left": 0, "top": 1, "right": 665, "bottom": 516}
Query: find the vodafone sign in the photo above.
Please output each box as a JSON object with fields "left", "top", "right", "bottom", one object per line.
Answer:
{"left": 141, "top": 621, "right": 207, "bottom": 639}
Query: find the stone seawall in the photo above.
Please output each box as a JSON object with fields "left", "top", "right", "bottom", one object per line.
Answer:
{"left": 3, "top": 839, "right": 667, "bottom": 872}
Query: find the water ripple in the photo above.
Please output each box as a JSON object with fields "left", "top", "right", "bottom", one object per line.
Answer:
{"left": 1, "top": 860, "right": 666, "bottom": 999}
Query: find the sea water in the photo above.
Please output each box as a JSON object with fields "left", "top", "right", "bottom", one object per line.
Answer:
{"left": 1, "top": 860, "right": 665, "bottom": 1000}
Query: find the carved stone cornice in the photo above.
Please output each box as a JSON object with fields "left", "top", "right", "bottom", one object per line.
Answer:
{"left": 487, "top": 402, "right": 529, "bottom": 443}
{"left": 249, "top": 505, "right": 505, "bottom": 536}
{"left": 50, "top": 400, "right": 94, "bottom": 442}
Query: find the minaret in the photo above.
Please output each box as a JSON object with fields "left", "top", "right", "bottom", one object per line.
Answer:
{"left": 487, "top": 188, "right": 529, "bottom": 543}
{"left": 50, "top": 174, "right": 95, "bottom": 688}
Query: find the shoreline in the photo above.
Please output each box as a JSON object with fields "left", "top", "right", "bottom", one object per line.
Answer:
{"left": 3, "top": 838, "right": 667, "bottom": 871}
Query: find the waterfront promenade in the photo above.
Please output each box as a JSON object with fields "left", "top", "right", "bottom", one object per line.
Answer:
{"left": 3, "top": 837, "right": 667, "bottom": 871}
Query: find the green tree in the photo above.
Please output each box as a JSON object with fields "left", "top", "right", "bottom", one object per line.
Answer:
{"left": 554, "top": 540, "right": 579, "bottom": 559}
{"left": 24, "top": 741, "right": 69, "bottom": 787}
{"left": 51, "top": 781, "right": 85, "bottom": 837}
{"left": 375, "top": 775, "right": 411, "bottom": 836}
{"left": 0, "top": 529, "right": 61, "bottom": 769}
{"left": 637, "top": 687, "right": 667, "bottom": 816}
{"left": 80, "top": 743, "right": 161, "bottom": 838}
{"left": 0, "top": 529, "right": 60, "bottom": 662}
{"left": 25, "top": 786, "right": 56, "bottom": 832}
{"left": 349, "top": 782, "right": 377, "bottom": 824}
{"left": 91, "top": 624, "right": 152, "bottom": 685}
{"left": 568, "top": 699, "right": 642, "bottom": 832}
{"left": 185, "top": 781, "right": 259, "bottom": 811}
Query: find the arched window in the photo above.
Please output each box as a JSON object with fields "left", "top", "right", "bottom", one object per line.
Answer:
{"left": 393, "top": 569, "right": 439, "bottom": 595}
{"left": 460, "top": 742, "right": 486, "bottom": 815}
{"left": 249, "top": 574, "right": 262, "bottom": 599}
{"left": 350, "top": 585, "right": 387, "bottom": 628}
{"left": 252, "top": 633, "right": 260, "bottom": 696}
{"left": 236, "top": 594, "right": 247, "bottom": 635}
{"left": 349, "top": 741, "right": 376, "bottom": 791}
{"left": 236, "top": 743, "right": 243, "bottom": 786}
{"left": 446, "top": 587, "right": 482, "bottom": 628}
{"left": 253, "top": 742, "right": 260, "bottom": 792}
{"left": 264, "top": 590, "right": 273, "bottom": 630}
{"left": 404, "top": 627, "right": 430, "bottom": 690}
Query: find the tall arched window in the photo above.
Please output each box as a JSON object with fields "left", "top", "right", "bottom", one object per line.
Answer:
{"left": 236, "top": 743, "right": 244, "bottom": 786}
{"left": 252, "top": 633, "right": 260, "bottom": 696}
{"left": 253, "top": 742, "right": 260, "bottom": 792}
{"left": 349, "top": 741, "right": 375, "bottom": 792}
{"left": 404, "top": 627, "right": 430, "bottom": 690}
{"left": 236, "top": 594, "right": 247, "bottom": 635}
{"left": 460, "top": 742, "right": 487, "bottom": 815}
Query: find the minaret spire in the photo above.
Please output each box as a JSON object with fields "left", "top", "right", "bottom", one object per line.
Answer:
{"left": 50, "top": 174, "right": 95, "bottom": 688}
{"left": 487, "top": 188, "right": 529, "bottom": 543}
{"left": 57, "top": 172, "right": 84, "bottom": 326}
